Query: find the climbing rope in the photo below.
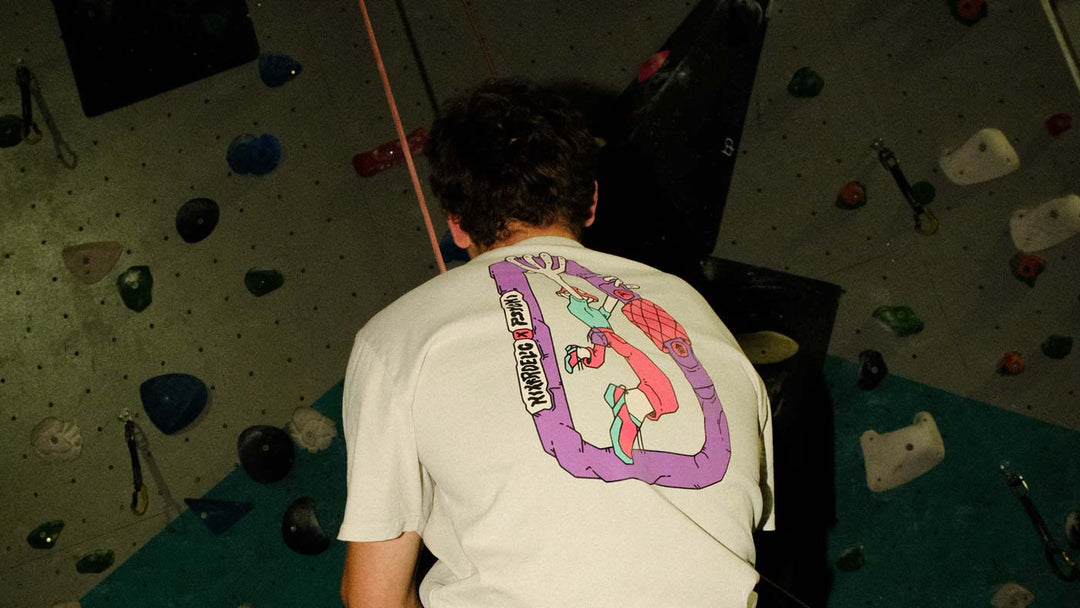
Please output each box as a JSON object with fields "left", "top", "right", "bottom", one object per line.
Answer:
{"left": 356, "top": 0, "right": 446, "bottom": 274}
{"left": 458, "top": 0, "right": 498, "bottom": 78}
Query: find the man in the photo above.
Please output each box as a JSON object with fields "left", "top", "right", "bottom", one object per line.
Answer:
{"left": 338, "top": 79, "right": 774, "bottom": 608}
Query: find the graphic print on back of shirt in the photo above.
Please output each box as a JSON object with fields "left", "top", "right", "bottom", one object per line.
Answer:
{"left": 491, "top": 252, "right": 732, "bottom": 489}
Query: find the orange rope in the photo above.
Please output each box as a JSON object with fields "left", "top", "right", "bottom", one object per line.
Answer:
{"left": 458, "top": 0, "right": 498, "bottom": 77}
{"left": 357, "top": 0, "right": 447, "bottom": 274}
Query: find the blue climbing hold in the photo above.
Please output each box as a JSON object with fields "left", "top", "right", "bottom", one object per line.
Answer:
{"left": 259, "top": 53, "right": 303, "bottom": 87}
{"left": 226, "top": 134, "right": 281, "bottom": 176}
{"left": 245, "top": 268, "right": 284, "bottom": 297}
{"left": 439, "top": 230, "right": 470, "bottom": 264}
{"left": 140, "top": 373, "right": 209, "bottom": 435}
{"left": 183, "top": 498, "right": 253, "bottom": 535}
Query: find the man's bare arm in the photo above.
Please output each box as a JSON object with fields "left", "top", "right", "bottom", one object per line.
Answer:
{"left": 340, "top": 532, "right": 423, "bottom": 608}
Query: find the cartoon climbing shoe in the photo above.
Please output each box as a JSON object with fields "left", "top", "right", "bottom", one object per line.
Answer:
{"left": 564, "top": 345, "right": 592, "bottom": 373}
{"left": 605, "top": 384, "right": 642, "bottom": 465}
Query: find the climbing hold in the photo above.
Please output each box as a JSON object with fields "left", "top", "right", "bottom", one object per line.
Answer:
{"left": 1009, "top": 194, "right": 1080, "bottom": 252}
{"left": 26, "top": 520, "right": 64, "bottom": 549}
{"left": 1046, "top": 113, "right": 1072, "bottom": 136}
{"left": 1009, "top": 252, "right": 1045, "bottom": 287}
{"left": 116, "top": 266, "right": 153, "bottom": 311}
{"left": 75, "top": 549, "right": 115, "bottom": 574}
{"left": 140, "top": 373, "right": 209, "bottom": 435}
{"left": 835, "top": 180, "right": 866, "bottom": 209}
{"left": 244, "top": 268, "right": 284, "bottom": 297}
{"left": 176, "top": 198, "right": 220, "bottom": 244}
{"left": 734, "top": 330, "right": 799, "bottom": 364}
{"left": 860, "top": 411, "right": 945, "bottom": 492}
{"left": 872, "top": 305, "right": 924, "bottom": 336}
{"left": 62, "top": 242, "right": 123, "bottom": 285}
{"left": 282, "top": 497, "right": 331, "bottom": 555}
{"left": 990, "top": 583, "right": 1033, "bottom": 608}
{"left": 1066, "top": 509, "right": 1080, "bottom": 548}
{"left": 857, "top": 350, "right": 888, "bottom": 390}
{"left": 787, "top": 66, "right": 824, "bottom": 98}
{"left": 910, "top": 181, "right": 936, "bottom": 206}
{"left": 997, "top": 351, "right": 1024, "bottom": 375}
{"left": 0, "top": 114, "right": 23, "bottom": 147}
{"left": 226, "top": 134, "right": 282, "bottom": 176}
{"left": 285, "top": 407, "right": 338, "bottom": 454}
{"left": 238, "top": 425, "right": 294, "bottom": 484}
{"left": 183, "top": 498, "right": 253, "bottom": 535}
{"left": 30, "top": 418, "right": 82, "bottom": 463}
{"left": 835, "top": 544, "right": 865, "bottom": 572}
{"left": 637, "top": 50, "right": 671, "bottom": 83}
{"left": 949, "top": 0, "right": 987, "bottom": 25}
{"left": 258, "top": 53, "right": 303, "bottom": 87}
{"left": 352, "top": 127, "right": 427, "bottom": 177}
{"left": 939, "top": 128, "right": 1019, "bottom": 185}
{"left": 439, "top": 230, "right": 470, "bottom": 264}
{"left": 1041, "top": 334, "right": 1072, "bottom": 359}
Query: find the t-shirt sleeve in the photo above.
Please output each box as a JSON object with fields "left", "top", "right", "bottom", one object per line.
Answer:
{"left": 337, "top": 333, "right": 432, "bottom": 542}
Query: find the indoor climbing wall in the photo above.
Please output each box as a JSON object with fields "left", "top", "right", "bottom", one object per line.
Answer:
{"left": 0, "top": 1, "right": 698, "bottom": 607}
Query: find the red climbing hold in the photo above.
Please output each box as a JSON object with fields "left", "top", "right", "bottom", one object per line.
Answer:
{"left": 997, "top": 351, "right": 1024, "bottom": 375}
{"left": 637, "top": 50, "right": 671, "bottom": 83}
{"left": 835, "top": 180, "right": 867, "bottom": 209}
{"left": 352, "top": 127, "right": 428, "bottom": 178}
{"left": 1010, "top": 252, "right": 1045, "bottom": 287}
{"left": 1046, "top": 113, "right": 1072, "bottom": 137}
{"left": 950, "top": 0, "right": 987, "bottom": 25}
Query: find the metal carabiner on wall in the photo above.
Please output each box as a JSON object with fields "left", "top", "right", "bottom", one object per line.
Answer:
{"left": 119, "top": 409, "right": 149, "bottom": 516}
{"left": 1000, "top": 461, "right": 1080, "bottom": 582}
{"left": 871, "top": 138, "right": 939, "bottom": 236}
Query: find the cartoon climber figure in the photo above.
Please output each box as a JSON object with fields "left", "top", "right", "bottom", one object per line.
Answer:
{"left": 506, "top": 253, "right": 686, "bottom": 464}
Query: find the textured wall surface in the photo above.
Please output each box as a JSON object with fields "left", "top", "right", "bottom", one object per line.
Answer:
{"left": 1, "top": 0, "right": 1078, "bottom": 607}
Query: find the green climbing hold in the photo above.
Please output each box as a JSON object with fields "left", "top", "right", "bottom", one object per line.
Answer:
{"left": 1041, "top": 334, "right": 1073, "bottom": 359}
{"left": 787, "top": 66, "right": 824, "bottom": 98}
{"left": 0, "top": 114, "right": 22, "bottom": 148}
{"left": 911, "top": 181, "right": 936, "bottom": 205}
{"left": 836, "top": 544, "right": 865, "bottom": 572}
{"left": 117, "top": 266, "right": 153, "bottom": 312}
{"left": 26, "top": 520, "right": 64, "bottom": 549}
{"left": 75, "top": 549, "right": 115, "bottom": 574}
{"left": 245, "top": 268, "right": 284, "bottom": 297}
{"left": 873, "top": 305, "right": 924, "bottom": 336}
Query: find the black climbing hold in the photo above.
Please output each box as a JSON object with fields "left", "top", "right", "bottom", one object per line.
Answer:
{"left": 244, "top": 268, "right": 284, "bottom": 297}
{"left": 117, "top": 266, "right": 153, "bottom": 312}
{"left": 282, "top": 497, "right": 331, "bottom": 555}
{"left": 259, "top": 53, "right": 303, "bottom": 87}
{"left": 787, "top": 66, "right": 824, "bottom": 98}
{"left": 26, "top": 520, "right": 64, "bottom": 549}
{"left": 857, "top": 350, "right": 887, "bottom": 390}
{"left": 835, "top": 544, "right": 865, "bottom": 571}
{"left": 1041, "top": 334, "right": 1073, "bottom": 359}
{"left": 226, "top": 133, "right": 282, "bottom": 176}
{"left": 238, "top": 425, "right": 294, "bottom": 484}
{"left": 184, "top": 498, "right": 253, "bottom": 535}
{"left": 140, "top": 373, "right": 209, "bottom": 435}
{"left": 76, "top": 549, "right": 115, "bottom": 574}
{"left": 176, "top": 198, "right": 220, "bottom": 243}
{"left": 0, "top": 114, "right": 22, "bottom": 148}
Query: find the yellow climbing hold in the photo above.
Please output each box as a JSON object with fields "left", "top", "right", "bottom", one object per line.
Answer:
{"left": 734, "top": 330, "right": 800, "bottom": 364}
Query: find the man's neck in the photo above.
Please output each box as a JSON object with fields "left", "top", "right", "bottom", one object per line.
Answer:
{"left": 472, "top": 222, "right": 579, "bottom": 256}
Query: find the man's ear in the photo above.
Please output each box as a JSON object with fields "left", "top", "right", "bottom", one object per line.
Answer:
{"left": 584, "top": 180, "right": 598, "bottom": 228}
{"left": 447, "top": 214, "right": 473, "bottom": 250}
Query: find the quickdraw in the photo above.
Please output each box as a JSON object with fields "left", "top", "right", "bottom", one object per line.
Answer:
{"left": 120, "top": 409, "right": 148, "bottom": 516}
{"left": 1000, "top": 461, "right": 1079, "bottom": 582}
{"left": 872, "top": 138, "right": 938, "bottom": 236}
{"left": 14, "top": 62, "right": 77, "bottom": 168}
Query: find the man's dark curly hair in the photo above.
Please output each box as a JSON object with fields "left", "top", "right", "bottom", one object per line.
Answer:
{"left": 426, "top": 79, "right": 600, "bottom": 250}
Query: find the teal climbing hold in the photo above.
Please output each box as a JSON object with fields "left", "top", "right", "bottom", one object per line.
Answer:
{"left": 117, "top": 266, "right": 153, "bottom": 312}
{"left": 76, "top": 549, "right": 115, "bottom": 574}
{"left": 836, "top": 544, "right": 865, "bottom": 572}
{"left": 26, "top": 520, "right": 64, "bottom": 549}
{"left": 911, "top": 181, "right": 936, "bottom": 206}
{"left": 140, "top": 373, "right": 209, "bottom": 435}
{"left": 1041, "top": 334, "right": 1073, "bottom": 359}
{"left": 245, "top": 268, "right": 284, "bottom": 297}
{"left": 787, "top": 66, "right": 824, "bottom": 98}
{"left": 0, "top": 114, "right": 22, "bottom": 148}
{"left": 183, "top": 498, "right": 253, "bottom": 535}
{"left": 872, "top": 305, "right": 924, "bottom": 336}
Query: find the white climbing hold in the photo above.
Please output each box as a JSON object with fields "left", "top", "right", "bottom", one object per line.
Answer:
{"left": 990, "top": 583, "right": 1033, "bottom": 608}
{"left": 939, "top": 128, "right": 1019, "bottom": 185}
{"left": 31, "top": 417, "right": 83, "bottom": 463}
{"left": 860, "top": 411, "right": 944, "bottom": 492}
{"left": 1010, "top": 194, "right": 1080, "bottom": 252}
{"left": 285, "top": 407, "right": 337, "bottom": 454}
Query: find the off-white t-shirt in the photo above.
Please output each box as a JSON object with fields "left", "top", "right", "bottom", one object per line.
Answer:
{"left": 339, "top": 237, "right": 774, "bottom": 608}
